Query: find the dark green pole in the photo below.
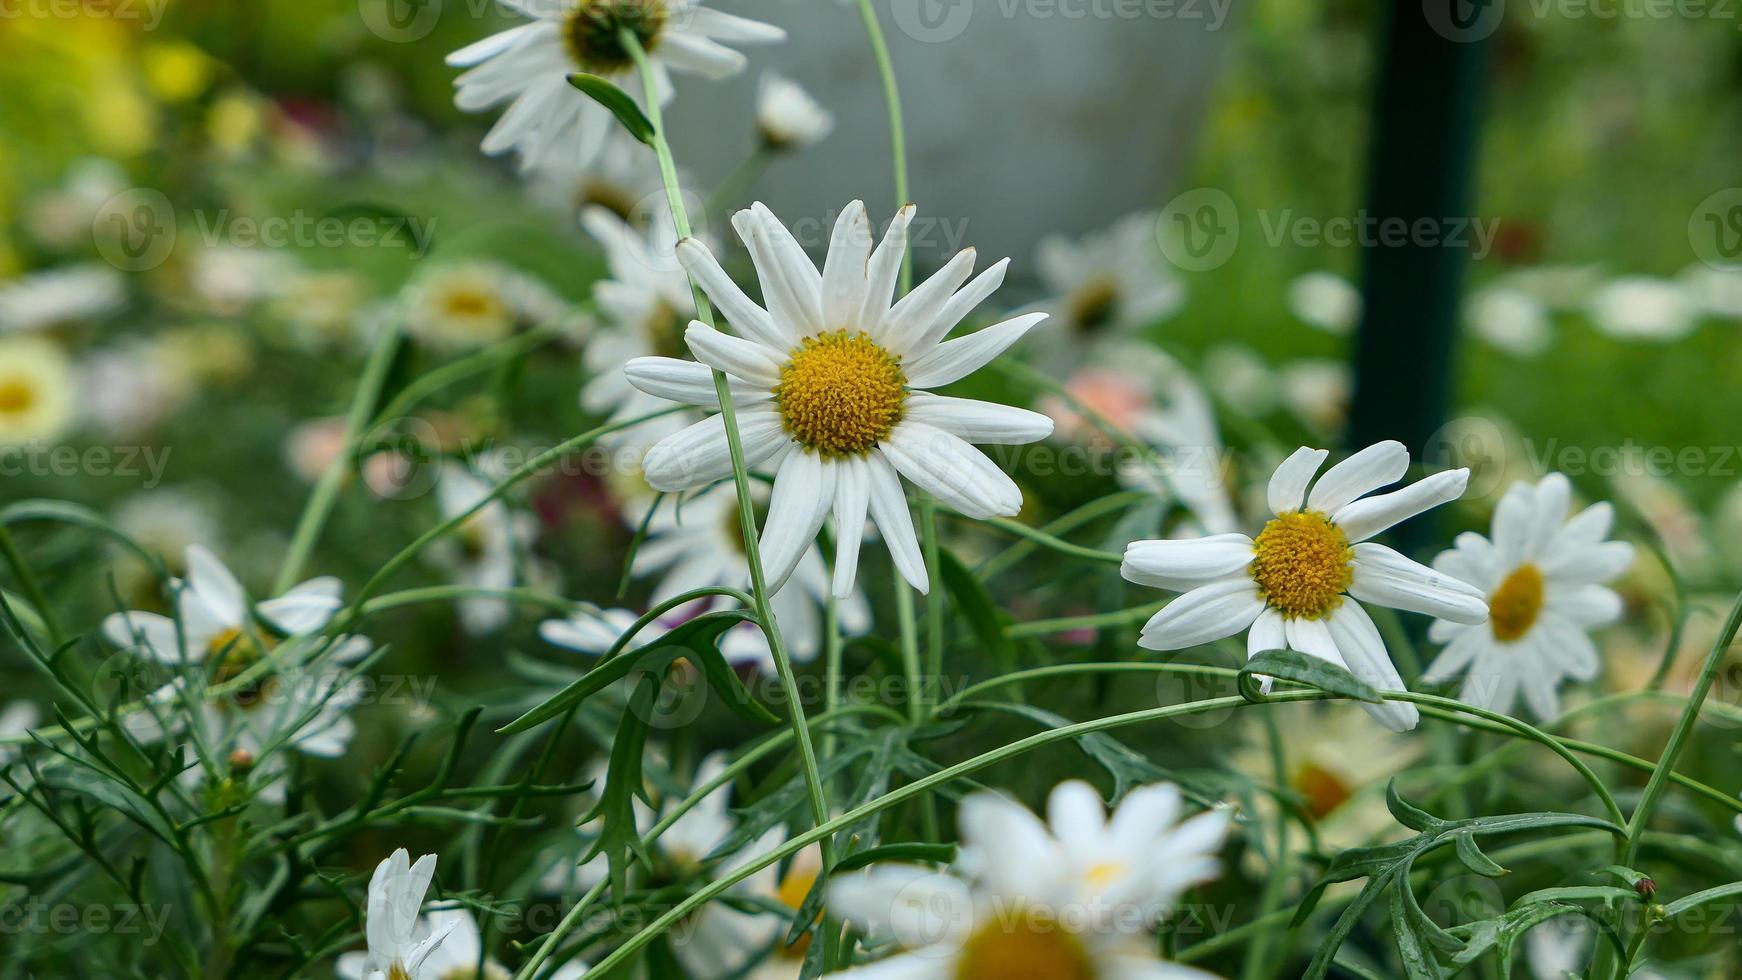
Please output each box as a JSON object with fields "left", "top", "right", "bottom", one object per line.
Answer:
{"left": 1348, "top": 1, "right": 1496, "bottom": 464}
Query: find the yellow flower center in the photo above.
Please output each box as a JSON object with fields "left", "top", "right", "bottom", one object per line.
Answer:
{"left": 775, "top": 330, "right": 907, "bottom": 458}
{"left": 1292, "top": 761, "right": 1353, "bottom": 821}
{"left": 208, "top": 627, "right": 278, "bottom": 710}
{"left": 1488, "top": 563, "right": 1545, "bottom": 642}
{"left": 1250, "top": 511, "right": 1354, "bottom": 620}
{"left": 0, "top": 379, "right": 35, "bottom": 416}
{"left": 775, "top": 866, "right": 820, "bottom": 960}
{"left": 564, "top": 0, "right": 667, "bottom": 74}
{"left": 1066, "top": 275, "right": 1121, "bottom": 334}
{"left": 955, "top": 908, "right": 1097, "bottom": 980}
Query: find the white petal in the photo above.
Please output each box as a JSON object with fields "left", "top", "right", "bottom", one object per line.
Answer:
{"left": 1423, "top": 625, "right": 1490, "bottom": 685}
{"left": 1047, "top": 780, "right": 1107, "bottom": 845}
{"left": 675, "top": 238, "right": 788, "bottom": 349}
{"left": 1491, "top": 482, "right": 1538, "bottom": 569}
{"left": 867, "top": 452, "right": 927, "bottom": 593}
{"left": 1283, "top": 616, "right": 1347, "bottom": 670}
{"left": 1122, "top": 534, "right": 1256, "bottom": 592}
{"left": 683, "top": 322, "right": 784, "bottom": 385}
{"left": 859, "top": 205, "right": 914, "bottom": 332}
{"left": 902, "top": 312, "right": 1047, "bottom": 389}
{"left": 1535, "top": 611, "right": 1600, "bottom": 682}
{"left": 624, "top": 356, "right": 772, "bottom": 407}
{"left": 1525, "top": 473, "right": 1572, "bottom": 558}
{"left": 185, "top": 545, "right": 246, "bottom": 626}
{"left": 1247, "top": 606, "right": 1285, "bottom": 658}
{"left": 757, "top": 452, "right": 837, "bottom": 593}
{"left": 656, "top": 32, "right": 746, "bottom": 80}
{"left": 1539, "top": 540, "right": 1635, "bottom": 585}
{"left": 733, "top": 206, "right": 821, "bottom": 339}
{"left": 1137, "top": 577, "right": 1264, "bottom": 651}
{"left": 1326, "top": 602, "right": 1419, "bottom": 730}
{"left": 901, "top": 393, "right": 1054, "bottom": 445}
{"left": 257, "top": 578, "right": 343, "bottom": 635}
{"left": 1546, "top": 583, "right": 1623, "bottom": 628}
{"left": 878, "top": 247, "right": 977, "bottom": 357}
{"left": 1332, "top": 468, "right": 1470, "bottom": 542}
{"left": 685, "top": 7, "right": 787, "bottom": 43}
{"left": 640, "top": 411, "right": 788, "bottom": 491}
{"left": 1267, "top": 447, "right": 1328, "bottom": 515}
{"left": 1350, "top": 543, "right": 1490, "bottom": 624}
{"left": 1306, "top": 440, "right": 1409, "bottom": 514}
{"left": 881, "top": 422, "right": 1022, "bottom": 520}
{"left": 820, "top": 201, "right": 873, "bottom": 330}
{"left": 920, "top": 259, "right": 1011, "bottom": 353}
{"left": 1545, "top": 501, "right": 1615, "bottom": 563}
{"left": 831, "top": 456, "right": 872, "bottom": 599}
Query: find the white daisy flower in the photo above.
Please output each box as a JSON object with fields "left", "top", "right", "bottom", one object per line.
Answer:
{"left": 1467, "top": 285, "right": 1551, "bottom": 357}
{"left": 630, "top": 484, "right": 872, "bottom": 668}
{"left": 627, "top": 201, "right": 1054, "bottom": 597}
{"left": 190, "top": 245, "right": 296, "bottom": 316}
{"left": 757, "top": 71, "right": 833, "bottom": 152}
{"left": 447, "top": 0, "right": 785, "bottom": 173}
{"left": 579, "top": 204, "right": 702, "bottom": 448}
{"left": 1423, "top": 473, "right": 1633, "bottom": 720}
{"left": 0, "top": 335, "right": 76, "bottom": 446}
{"left": 1286, "top": 271, "right": 1360, "bottom": 336}
{"left": 826, "top": 780, "right": 1229, "bottom": 979}
{"left": 1121, "top": 441, "right": 1490, "bottom": 731}
{"left": 430, "top": 463, "right": 536, "bottom": 635}
{"left": 403, "top": 261, "right": 572, "bottom": 352}
{"left": 1503, "top": 263, "right": 1601, "bottom": 312}
{"left": 0, "top": 264, "right": 126, "bottom": 333}
{"left": 341, "top": 904, "right": 530, "bottom": 980}
{"left": 540, "top": 606, "right": 667, "bottom": 654}
{"left": 102, "top": 544, "right": 343, "bottom": 665}
{"left": 335, "top": 849, "right": 457, "bottom": 980}
{"left": 1586, "top": 276, "right": 1697, "bottom": 342}
{"left": 1030, "top": 211, "right": 1183, "bottom": 362}
{"left": 527, "top": 137, "right": 672, "bottom": 223}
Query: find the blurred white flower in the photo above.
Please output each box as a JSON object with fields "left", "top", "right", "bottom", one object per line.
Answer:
{"left": 627, "top": 201, "right": 1052, "bottom": 597}
{"left": 1280, "top": 358, "right": 1350, "bottom": 436}
{"left": 757, "top": 71, "right": 833, "bottom": 151}
{"left": 0, "top": 701, "right": 40, "bottom": 765}
{"left": 1201, "top": 343, "right": 1281, "bottom": 417}
{"left": 1467, "top": 285, "right": 1552, "bottom": 357}
{"left": 527, "top": 138, "right": 673, "bottom": 223}
{"left": 1122, "top": 442, "right": 1488, "bottom": 731}
{"left": 430, "top": 463, "right": 536, "bottom": 635}
{"left": 826, "top": 780, "right": 1229, "bottom": 979}
{"left": 447, "top": 0, "right": 785, "bottom": 173}
{"left": 1586, "top": 276, "right": 1697, "bottom": 342}
{"left": 1030, "top": 211, "right": 1183, "bottom": 364}
{"left": 540, "top": 606, "right": 670, "bottom": 655}
{"left": 0, "top": 264, "right": 126, "bottom": 333}
{"left": 1286, "top": 271, "right": 1360, "bottom": 336}
{"left": 628, "top": 483, "right": 871, "bottom": 669}
{"left": 191, "top": 246, "right": 296, "bottom": 316}
{"left": 1503, "top": 263, "right": 1601, "bottom": 312}
{"left": 271, "top": 269, "right": 373, "bottom": 350}
{"left": 403, "top": 262, "right": 572, "bottom": 352}
{"left": 1678, "top": 263, "right": 1742, "bottom": 320}
{"left": 102, "top": 545, "right": 343, "bottom": 665}
{"left": 78, "top": 338, "right": 195, "bottom": 438}
{"left": 1425, "top": 473, "right": 1632, "bottom": 720}
{"left": 24, "top": 157, "right": 128, "bottom": 249}
{"left": 0, "top": 335, "right": 76, "bottom": 446}
{"left": 335, "top": 849, "right": 456, "bottom": 980}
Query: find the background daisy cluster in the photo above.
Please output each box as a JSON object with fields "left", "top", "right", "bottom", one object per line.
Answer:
{"left": 1, "top": 1, "right": 1741, "bottom": 979}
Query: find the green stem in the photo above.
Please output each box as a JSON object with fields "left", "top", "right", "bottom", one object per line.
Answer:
{"left": 274, "top": 325, "right": 403, "bottom": 594}
{"left": 977, "top": 490, "right": 1151, "bottom": 580}
{"left": 1003, "top": 601, "right": 1164, "bottom": 639}
{"left": 1243, "top": 711, "right": 1293, "bottom": 980}
{"left": 622, "top": 23, "right": 836, "bottom": 895}
{"left": 854, "top": 0, "right": 911, "bottom": 284}
{"left": 0, "top": 525, "right": 60, "bottom": 647}
{"left": 704, "top": 145, "right": 772, "bottom": 217}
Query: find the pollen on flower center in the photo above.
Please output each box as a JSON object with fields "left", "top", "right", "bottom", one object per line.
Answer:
{"left": 1488, "top": 563, "right": 1545, "bottom": 642}
{"left": 0, "top": 379, "right": 35, "bottom": 416}
{"left": 1067, "top": 275, "right": 1120, "bottom": 332}
{"left": 1250, "top": 511, "right": 1354, "bottom": 620}
{"left": 1292, "top": 761, "right": 1353, "bottom": 820}
{"left": 564, "top": 0, "right": 668, "bottom": 74}
{"left": 774, "top": 330, "right": 907, "bottom": 457}
{"left": 955, "top": 908, "right": 1097, "bottom": 980}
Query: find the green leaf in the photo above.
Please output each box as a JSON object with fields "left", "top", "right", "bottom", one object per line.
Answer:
{"left": 1240, "top": 649, "right": 1382, "bottom": 703}
{"left": 938, "top": 549, "right": 1014, "bottom": 674}
{"left": 498, "top": 610, "right": 765, "bottom": 733}
{"left": 1386, "top": 780, "right": 1446, "bottom": 833}
{"left": 567, "top": 73, "right": 654, "bottom": 144}
{"left": 958, "top": 702, "right": 1219, "bottom": 804}
{"left": 830, "top": 842, "right": 956, "bottom": 872}
{"left": 588, "top": 673, "right": 661, "bottom": 898}
{"left": 1453, "top": 832, "right": 1508, "bottom": 877}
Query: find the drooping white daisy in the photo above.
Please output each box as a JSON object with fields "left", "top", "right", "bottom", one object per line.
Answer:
{"left": 0, "top": 264, "right": 126, "bottom": 333}
{"left": 826, "top": 780, "right": 1229, "bottom": 979}
{"left": 540, "top": 605, "right": 669, "bottom": 655}
{"left": 447, "top": 0, "right": 785, "bottom": 173}
{"left": 430, "top": 463, "right": 537, "bottom": 635}
{"left": 1121, "top": 441, "right": 1490, "bottom": 731}
{"left": 1586, "top": 276, "right": 1697, "bottom": 342}
{"left": 628, "top": 483, "right": 871, "bottom": 668}
{"left": 1286, "top": 271, "right": 1360, "bottom": 336}
{"left": 757, "top": 71, "right": 833, "bottom": 152}
{"left": 1423, "top": 473, "right": 1633, "bottom": 720}
{"left": 1029, "top": 211, "right": 1183, "bottom": 363}
{"left": 626, "top": 201, "right": 1053, "bottom": 596}
{"left": 335, "top": 849, "right": 457, "bottom": 980}
{"left": 579, "top": 203, "right": 702, "bottom": 447}
{"left": 403, "top": 261, "right": 574, "bottom": 352}
{"left": 527, "top": 137, "right": 673, "bottom": 225}
{"left": 341, "top": 904, "right": 538, "bottom": 980}
{"left": 102, "top": 544, "right": 344, "bottom": 666}
{"left": 1466, "top": 285, "right": 1552, "bottom": 357}
{"left": 0, "top": 335, "right": 76, "bottom": 446}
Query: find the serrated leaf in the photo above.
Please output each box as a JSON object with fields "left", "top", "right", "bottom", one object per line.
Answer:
{"left": 1453, "top": 832, "right": 1508, "bottom": 877}
{"left": 959, "top": 701, "right": 1218, "bottom": 804}
{"left": 1386, "top": 780, "right": 1446, "bottom": 833}
{"left": 1241, "top": 649, "right": 1382, "bottom": 703}
{"left": 588, "top": 673, "right": 660, "bottom": 899}
{"left": 567, "top": 73, "right": 654, "bottom": 143}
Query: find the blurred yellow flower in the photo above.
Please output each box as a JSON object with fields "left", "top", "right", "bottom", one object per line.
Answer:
{"left": 143, "top": 40, "right": 216, "bottom": 104}
{"left": 0, "top": 336, "right": 76, "bottom": 446}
